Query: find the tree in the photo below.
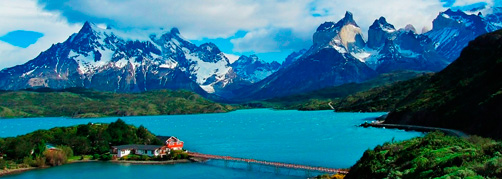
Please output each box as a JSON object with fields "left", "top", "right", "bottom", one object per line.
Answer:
{"left": 5, "top": 138, "right": 32, "bottom": 160}
{"left": 76, "top": 124, "right": 91, "bottom": 137}
{"left": 106, "top": 119, "right": 136, "bottom": 145}
{"left": 136, "top": 125, "right": 148, "bottom": 144}
{"left": 33, "top": 140, "right": 46, "bottom": 158}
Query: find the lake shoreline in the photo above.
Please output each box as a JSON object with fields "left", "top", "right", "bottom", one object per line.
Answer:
{"left": 0, "top": 159, "right": 193, "bottom": 177}
{"left": 0, "top": 167, "right": 37, "bottom": 177}
{"left": 360, "top": 121, "right": 468, "bottom": 137}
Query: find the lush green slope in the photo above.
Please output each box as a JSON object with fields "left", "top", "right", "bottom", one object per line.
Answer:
{"left": 333, "top": 74, "right": 432, "bottom": 112}
{"left": 385, "top": 29, "right": 502, "bottom": 139}
{"left": 0, "top": 88, "right": 237, "bottom": 118}
{"left": 346, "top": 132, "right": 502, "bottom": 179}
{"left": 255, "top": 71, "right": 427, "bottom": 110}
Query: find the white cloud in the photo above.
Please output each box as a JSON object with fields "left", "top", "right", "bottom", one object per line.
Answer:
{"left": 311, "top": 0, "right": 448, "bottom": 37}
{"left": 0, "top": 0, "right": 495, "bottom": 69}
{"left": 34, "top": 0, "right": 458, "bottom": 52}
{"left": 0, "top": 0, "right": 80, "bottom": 69}
{"left": 224, "top": 53, "right": 240, "bottom": 64}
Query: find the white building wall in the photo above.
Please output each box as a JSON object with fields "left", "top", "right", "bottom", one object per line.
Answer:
{"left": 118, "top": 149, "right": 131, "bottom": 158}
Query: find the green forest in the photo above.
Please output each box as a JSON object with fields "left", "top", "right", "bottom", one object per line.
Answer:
{"left": 0, "top": 88, "right": 237, "bottom": 118}
{"left": 0, "top": 119, "right": 162, "bottom": 168}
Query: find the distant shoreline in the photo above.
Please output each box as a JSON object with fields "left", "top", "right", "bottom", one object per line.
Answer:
{"left": 360, "top": 121, "right": 468, "bottom": 137}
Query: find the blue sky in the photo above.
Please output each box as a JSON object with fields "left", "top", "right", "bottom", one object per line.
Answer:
{"left": 0, "top": 0, "right": 500, "bottom": 68}
{"left": 0, "top": 30, "right": 43, "bottom": 48}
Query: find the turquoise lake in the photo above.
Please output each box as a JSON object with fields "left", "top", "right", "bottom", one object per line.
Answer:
{"left": 0, "top": 109, "right": 423, "bottom": 178}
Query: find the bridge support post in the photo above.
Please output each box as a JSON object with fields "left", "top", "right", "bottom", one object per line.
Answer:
{"left": 224, "top": 160, "right": 229, "bottom": 167}
{"left": 275, "top": 166, "right": 280, "bottom": 174}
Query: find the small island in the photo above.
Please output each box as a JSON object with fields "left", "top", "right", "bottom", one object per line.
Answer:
{"left": 0, "top": 119, "right": 190, "bottom": 176}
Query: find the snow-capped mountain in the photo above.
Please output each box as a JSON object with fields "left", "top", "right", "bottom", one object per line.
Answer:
{"left": 486, "top": 7, "right": 502, "bottom": 29}
{"left": 425, "top": 9, "right": 501, "bottom": 62}
{"left": 233, "top": 12, "right": 378, "bottom": 100}
{"left": 364, "top": 17, "right": 448, "bottom": 73}
{"left": 0, "top": 22, "right": 233, "bottom": 94}
{"left": 230, "top": 55, "right": 280, "bottom": 83}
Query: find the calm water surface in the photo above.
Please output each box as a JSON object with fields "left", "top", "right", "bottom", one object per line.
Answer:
{"left": 1, "top": 109, "right": 423, "bottom": 178}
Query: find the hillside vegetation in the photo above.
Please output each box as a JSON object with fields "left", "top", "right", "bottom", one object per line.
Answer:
{"left": 346, "top": 132, "right": 502, "bottom": 179}
{"left": 385, "top": 29, "right": 502, "bottom": 140}
{"left": 0, "top": 88, "right": 237, "bottom": 118}
{"left": 256, "top": 71, "right": 427, "bottom": 110}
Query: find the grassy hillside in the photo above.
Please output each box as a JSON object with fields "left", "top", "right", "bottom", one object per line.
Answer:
{"left": 0, "top": 88, "right": 237, "bottom": 118}
{"left": 385, "top": 29, "right": 502, "bottom": 139}
{"left": 346, "top": 132, "right": 502, "bottom": 179}
{"left": 256, "top": 71, "right": 428, "bottom": 110}
{"left": 332, "top": 74, "right": 432, "bottom": 112}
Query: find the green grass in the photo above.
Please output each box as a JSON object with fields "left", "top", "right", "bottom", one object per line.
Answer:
{"left": 0, "top": 88, "right": 238, "bottom": 118}
{"left": 67, "top": 155, "right": 93, "bottom": 162}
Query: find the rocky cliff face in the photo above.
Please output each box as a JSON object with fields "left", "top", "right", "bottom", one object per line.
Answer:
{"left": 233, "top": 12, "right": 378, "bottom": 100}
{"left": 312, "top": 12, "right": 366, "bottom": 54}
{"left": 364, "top": 17, "right": 449, "bottom": 73}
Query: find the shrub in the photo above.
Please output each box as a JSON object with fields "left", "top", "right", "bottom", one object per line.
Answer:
{"left": 22, "top": 156, "right": 35, "bottom": 167}
{"left": 139, "top": 155, "right": 150, "bottom": 161}
{"left": 92, "top": 154, "right": 100, "bottom": 160}
{"left": 44, "top": 150, "right": 67, "bottom": 166}
{"left": 99, "top": 154, "right": 112, "bottom": 161}
{"left": 34, "top": 156, "right": 46, "bottom": 167}
{"left": 58, "top": 145, "right": 74, "bottom": 158}
{"left": 0, "top": 159, "right": 5, "bottom": 169}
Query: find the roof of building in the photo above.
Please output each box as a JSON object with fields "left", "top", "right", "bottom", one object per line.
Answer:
{"left": 156, "top": 136, "right": 173, "bottom": 142}
{"left": 112, "top": 145, "right": 163, "bottom": 150}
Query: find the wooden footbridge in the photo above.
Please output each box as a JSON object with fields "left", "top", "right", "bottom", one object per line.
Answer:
{"left": 187, "top": 152, "right": 348, "bottom": 175}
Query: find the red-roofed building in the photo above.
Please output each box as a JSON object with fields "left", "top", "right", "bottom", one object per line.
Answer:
{"left": 157, "top": 136, "right": 184, "bottom": 150}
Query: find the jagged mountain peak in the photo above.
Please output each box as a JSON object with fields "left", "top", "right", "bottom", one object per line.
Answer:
{"left": 316, "top": 11, "right": 358, "bottom": 32}
{"left": 370, "top": 17, "right": 395, "bottom": 31}
{"left": 369, "top": 17, "right": 396, "bottom": 33}
{"left": 426, "top": 8, "right": 500, "bottom": 62}
{"left": 338, "top": 11, "right": 357, "bottom": 26}
{"left": 367, "top": 17, "right": 396, "bottom": 49}
{"left": 313, "top": 11, "right": 365, "bottom": 53}
{"left": 230, "top": 55, "right": 280, "bottom": 83}
{"left": 233, "top": 55, "right": 267, "bottom": 66}
{"left": 404, "top": 24, "right": 417, "bottom": 33}
{"left": 170, "top": 27, "right": 180, "bottom": 35}
{"left": 200, "top": 42, "right": 222, "bottom": 54}
{"left": 434, "top": 8, "right": 486, "bottom": 30}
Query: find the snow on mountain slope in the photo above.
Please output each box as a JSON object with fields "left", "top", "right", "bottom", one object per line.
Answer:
{"left": 0, "top": 22, "right": 233, "bottom": 94}
{"left": 230, "top": 55, "right": 280, "bottom": 83}
{"left": 426, "top": 9, "right": 501, "bottom": 62}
